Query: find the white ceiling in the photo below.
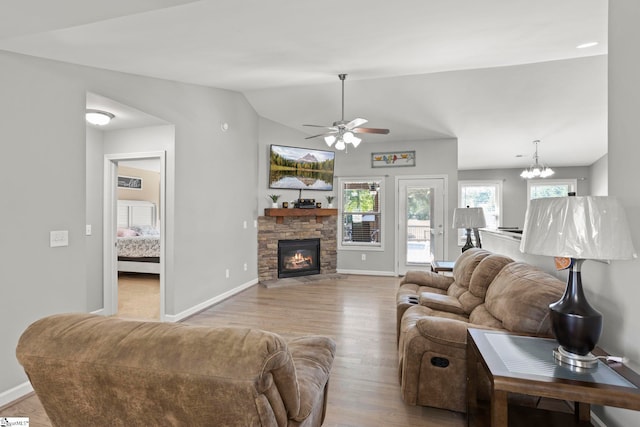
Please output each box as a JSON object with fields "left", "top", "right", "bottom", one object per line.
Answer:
{"left": 0, "top": 0, "right": 608, "bottom": 170}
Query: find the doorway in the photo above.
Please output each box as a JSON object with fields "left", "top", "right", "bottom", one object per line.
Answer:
{"left": 104, "top": 152, "right": 166, "bottom": 321}
{"left": 397, "top": 177, "right": 446, "bottom": 275}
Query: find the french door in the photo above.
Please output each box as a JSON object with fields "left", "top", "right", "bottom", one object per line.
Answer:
{"left": 397, "top": 177, "right": 446, "bottom": 275}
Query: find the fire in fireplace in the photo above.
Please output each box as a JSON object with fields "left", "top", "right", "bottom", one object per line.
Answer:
{"left": 278, "top": 238, "right": 320, "bottom": 278}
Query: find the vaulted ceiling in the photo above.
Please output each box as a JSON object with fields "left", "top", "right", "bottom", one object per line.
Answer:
{"left": 0, "top": 0, "right": 608, "bottom": 170}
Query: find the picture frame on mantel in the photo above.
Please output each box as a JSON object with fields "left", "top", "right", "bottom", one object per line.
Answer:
{"left": 371, "top": 151, "right": 415, "bottom": 168}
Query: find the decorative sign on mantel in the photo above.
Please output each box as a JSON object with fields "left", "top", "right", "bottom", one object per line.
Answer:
{"left": 118, "top": 175, "right": 143, "bottom": 190}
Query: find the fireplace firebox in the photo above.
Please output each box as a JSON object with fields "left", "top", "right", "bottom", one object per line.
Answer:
{"left": 278, "top": 238, "right": 321, "bottom": 278}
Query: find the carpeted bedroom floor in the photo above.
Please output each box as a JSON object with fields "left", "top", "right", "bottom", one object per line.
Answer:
{"left": 117, "top": 273, "right": 160, "bottom": 320}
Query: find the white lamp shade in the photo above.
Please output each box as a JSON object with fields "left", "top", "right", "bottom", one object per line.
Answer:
{"left": 520, "top": 196, "right": 636, "bottom": 260}
{"left": 452, "top": 207, "right": 486, "bottom": 229}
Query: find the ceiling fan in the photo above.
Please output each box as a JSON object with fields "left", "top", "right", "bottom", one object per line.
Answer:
{"left": 303, "top": 74, "right": 390, "bottom": 151}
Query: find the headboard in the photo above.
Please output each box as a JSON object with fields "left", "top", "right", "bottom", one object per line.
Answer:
{"left": 117, "top": 200, "right": 156, "bottom": 229}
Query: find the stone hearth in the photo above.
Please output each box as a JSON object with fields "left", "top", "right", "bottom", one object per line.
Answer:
{"left": 258, "top": 214, "right": 337, "bottom": 283}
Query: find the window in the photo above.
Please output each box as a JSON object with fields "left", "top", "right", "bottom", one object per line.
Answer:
{"left": 458, "top": 180, "right": 502, "bottom": 245}
{"left": 527, "top": 179, "right": 577, "bottom": 200}
{"left": 459, "top": 181, "right": 502, "bottom": 229}
{"left": 338, "top": 177, "right": 384, "bottom": 249}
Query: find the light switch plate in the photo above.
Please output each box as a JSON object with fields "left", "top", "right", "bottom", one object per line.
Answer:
{"left": 50, "top": 230, "right": 69, "bottom": 247}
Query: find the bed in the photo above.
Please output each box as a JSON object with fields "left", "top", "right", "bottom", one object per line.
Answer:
{"left": 117, "top": 200, "right": 160, "bottom": 274}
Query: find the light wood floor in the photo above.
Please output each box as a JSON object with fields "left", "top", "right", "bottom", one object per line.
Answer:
{"left": 2, "top": 274, "right": 465, "bottom": 427}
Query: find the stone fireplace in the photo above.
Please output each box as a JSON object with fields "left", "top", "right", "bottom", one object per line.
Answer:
{"left": 258, "top": 209, "right": 337, "bottom": 282}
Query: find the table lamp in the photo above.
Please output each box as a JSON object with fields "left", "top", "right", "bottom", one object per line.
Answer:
{"left": 452, "top": 207, "right": 486, "bottom": 252}
{"left": 520, "top": 196, "right": 636, "bottom": 368}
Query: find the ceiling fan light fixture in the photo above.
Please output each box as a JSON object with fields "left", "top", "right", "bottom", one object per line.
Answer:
{"left": 86, "top": 109, "right": 115, "bottom": 126}
{"left": 302, "top": 74, "right": 390, "bottom": 150}
{"left": 342, "top": 131, "right": 356, "bottom": 143}
{"left": 324, "top": 135, "right": 336, "bottom": 147}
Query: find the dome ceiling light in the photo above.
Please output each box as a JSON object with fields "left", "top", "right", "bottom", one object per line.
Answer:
{"left": 86, "top": 109, "right": 115, "bottom": 126}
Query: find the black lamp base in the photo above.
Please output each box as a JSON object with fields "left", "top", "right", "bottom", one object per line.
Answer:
{"left": 461, "top": 228, "right": 474, "bottom": 252}
{"left": 549, "top": 259, "right": 602, "bottom": 368}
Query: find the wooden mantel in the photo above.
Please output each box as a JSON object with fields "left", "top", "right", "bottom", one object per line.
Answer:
{"left": 264, "top": 208, "right": 338, "bottom": 224}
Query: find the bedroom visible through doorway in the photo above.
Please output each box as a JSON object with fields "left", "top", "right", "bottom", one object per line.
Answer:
{"left": 116, "top": 158, "right": 162, "bottom": 320}
{"left": 103, "top": 151, "right": 166, "bottom": 321}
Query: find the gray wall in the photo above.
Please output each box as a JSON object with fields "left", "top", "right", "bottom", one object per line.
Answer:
{"left": 589, "top": 153, "right": 608, "bottom": 196}
{"left": 459, "top": 166, "right": 591, "bottom": 229}
{"left": 86, "top": 125, "right": 105, "bottom": 310}
{"left": 0, "top": 51, "right": 259, "bottom": 401}
{"left": 591, "top": 2, "right": 640, "bottom": 425}
{"left": 258, "top": 116, "right": 459, "bottom": 275}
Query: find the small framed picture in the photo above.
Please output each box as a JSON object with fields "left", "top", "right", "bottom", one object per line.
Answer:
{"left": 371, "top": 151, "right": 415, "bottom": 168}
{"left": 117, "top": 175, "right": 143, "bottom": 189}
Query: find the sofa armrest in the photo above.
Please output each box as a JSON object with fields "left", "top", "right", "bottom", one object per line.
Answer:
{"left": 287, "top": 336, "right": 336, "bottom": 422}
{"left": 419, "top": 292, "right": 466, "bottom": 315}
{"left": 414, "top": 316, "right": 471, "bottom": 349}
{"left": 400, "top": 270, "right": 455, "bottom": 291}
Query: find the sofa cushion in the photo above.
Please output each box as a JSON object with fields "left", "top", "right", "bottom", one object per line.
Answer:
{"left": 468, "top": 304, "right": 504, "bottom": 329}
{"left": 458, "top": 254, "right": 514, "bottom": 313}
{"left": 447, "top": 248, "right": 491, "bottom": 298}
{"left": 484, "top": 262, "right": 565, "bottom": 335}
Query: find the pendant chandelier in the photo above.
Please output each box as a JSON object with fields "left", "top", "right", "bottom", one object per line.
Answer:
{"left": 520, "top": 139, "right": 554, "bottom": 179}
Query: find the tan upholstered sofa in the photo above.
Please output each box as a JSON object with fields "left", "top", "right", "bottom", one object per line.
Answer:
{"left": 396, "top": 248, "right": 512, "bottom": 342}
{"left": 16, "top": 313, "right": 336, "bottom": 427}
{"left": 396, "top": 249, "right": 565, "bottom": 412}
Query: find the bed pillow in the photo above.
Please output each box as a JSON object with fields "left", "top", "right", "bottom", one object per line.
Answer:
{"left": 117, "top": 227, "right": 138, "bottom": 237}
{"left": 130, "top": 225, "right": 160, "bottom": 236}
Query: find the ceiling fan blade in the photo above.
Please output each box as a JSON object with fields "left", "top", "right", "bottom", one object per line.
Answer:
{"left": 353, "top": 127, "right": 390, "bottom": 135}
{"left": 305, "top": 131, "right": 338, "bottom": 140}
{"left": 304, "top": 124, "right": 330, "bottom": 128}
{"left": 345, "top": 118, "right": 368, "bottom": 129}
{"left": 303, "top": 124, "right": 338, "bottom": 131}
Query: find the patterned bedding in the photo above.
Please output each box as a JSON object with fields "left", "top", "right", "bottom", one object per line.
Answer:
{"left": 117, "top": 235, "right": 160, "bottom": 258}
{"left": 117, "top": 225, "right": 160, "bottom": 259}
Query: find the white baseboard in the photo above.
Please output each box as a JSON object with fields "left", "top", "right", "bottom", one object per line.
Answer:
{"left": 0, "top": 381, "right": 33, "bottom": 408}
{"left": 164, "top": 278, "right": 259, "bottom": 323}
{"left": 337, "top": 269, "right": 397, "bottom": 277}
{"left": 591, "top": 411, "right": 607, "bottom": 427}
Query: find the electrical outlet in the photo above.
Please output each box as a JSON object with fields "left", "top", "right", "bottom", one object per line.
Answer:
{"left": 254, "top": 219, "right": 257, "bottom": 228}
{"left": 85, "top": 224, "right": 92, "bottom": 236}
{"left": 243, "top": 263, "right": 248, "bottom": 271}
{"left": 225, "top": 269, "right": 230, "bottom": 279}
{"left": 361, "top": 253, "right": 366, "bottom": 261}
{"left": 243, "top": 221, "right": 247, "bottom": 229}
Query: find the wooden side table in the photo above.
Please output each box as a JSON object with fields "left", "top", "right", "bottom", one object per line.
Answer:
{"left": 431, "top": 260, "right": 455, "bottom": 274}
{"left": 467, "top": 328, "right": 640, "bottom": 427}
